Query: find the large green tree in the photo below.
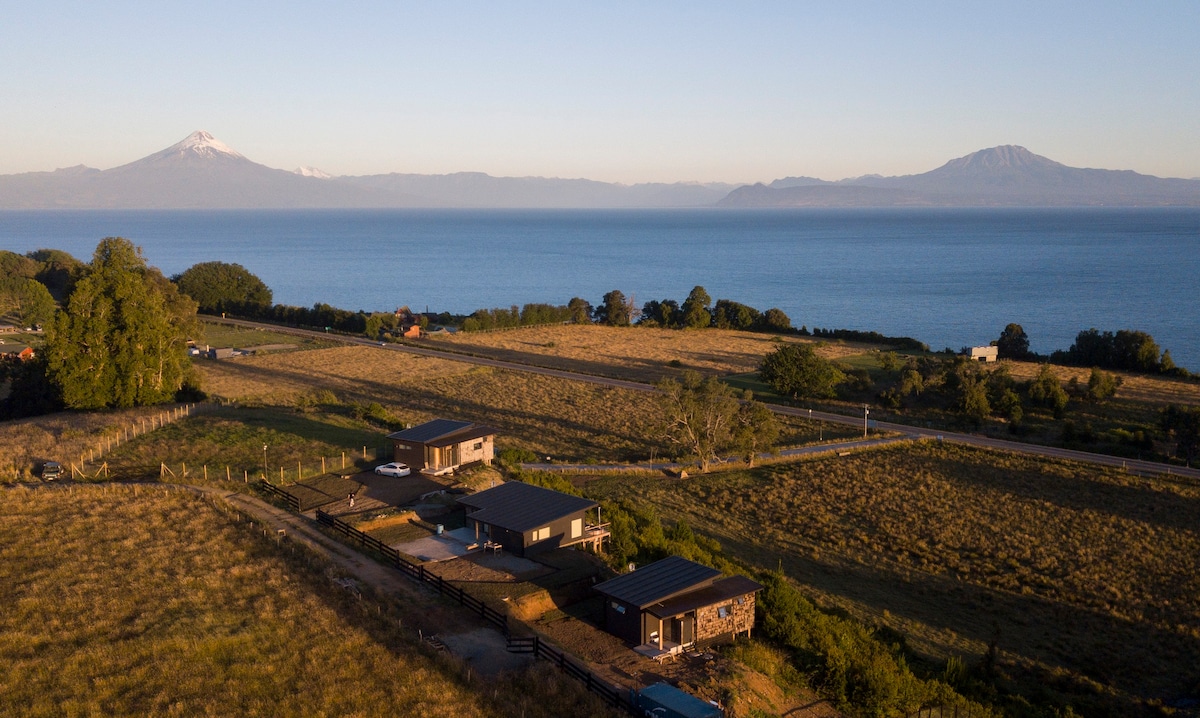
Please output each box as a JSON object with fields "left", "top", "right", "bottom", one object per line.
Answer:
{"left": 0, "top": 277, "right": 56, "bottom": 328}
{"left": 1027, "top": 364, "right": 1069, "bottom": 419}
{"left": 28, "top": 249, "right": 85, "bottom": 302}
{"left": 1160, "top": 404, "right": 1200, "bottom": 466}
{"left": 596, "top": 290, "right": 633, "bottom": 327}
{"left": 173, "top": 261, "right": 272, "bottom": 314}
{"left": 680, "top": 285, "right": 713, "bottom": 329}
{"left": 759, "top": 343, "right": 845, "bottom": 399}
{"left": 657, "top": 370, "right": 741, "bottom": 472}
{"left": 996, "top": 323, "right": 1031, "bottom": 360}
{"left": 730, "top": 393, "right": 781, "bottom": 467}
{"left": 45, "top": 238, "right": 199, "bottom": 409}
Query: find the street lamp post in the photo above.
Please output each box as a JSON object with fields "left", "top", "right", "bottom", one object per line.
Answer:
{"left": 863, "top": 405, "right": 870, "bottom": 439}
{"left": 263, "top": 444, "right": 268, "bottom": 480}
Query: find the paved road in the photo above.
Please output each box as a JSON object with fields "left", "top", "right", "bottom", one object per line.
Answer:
{"left": 212, "top": 317, "right": 1200, "bottom": 481}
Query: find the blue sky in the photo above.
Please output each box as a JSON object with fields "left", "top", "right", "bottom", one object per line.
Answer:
{"left": 2, "top": 2, "right": 1197, "bottom": 183}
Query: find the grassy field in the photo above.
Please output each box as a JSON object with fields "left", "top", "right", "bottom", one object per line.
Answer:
{"left": 0, "top": 405, "right": 197, "bottom": 483}
{"left": 426, "top": 324, "right": 869, "bottom": 383}
{"left": 196, "top": 319, "right": 336, "bottom": 352}
{"left": 582, "top": 442, "right": 1200, "bottom": 715}
{"left": 100, "top": 405, "right": 384, "bottom": 483}
{"left": 0, "top": 484, "right": 616, "bottom": 717}
{"left": 195, "top": 344, "right": 832, "bottom": 465}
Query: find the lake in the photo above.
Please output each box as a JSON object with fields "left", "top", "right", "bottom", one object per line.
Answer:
{"left": 2, "top": 207, "right": 1198, "bottom": 369}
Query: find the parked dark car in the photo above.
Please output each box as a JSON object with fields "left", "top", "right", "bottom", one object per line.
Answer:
{"left": 41, "top": 461, "right": 62, "bottom": 481}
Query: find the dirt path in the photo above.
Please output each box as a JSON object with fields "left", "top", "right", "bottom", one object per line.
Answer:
{"left": 187, "top": 485, "right": 532, "bottom": 676}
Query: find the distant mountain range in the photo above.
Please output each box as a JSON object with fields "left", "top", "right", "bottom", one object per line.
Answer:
{"left": 1, "top": 132, "right": 1197, "bottom": 209}
{"left": 721, "top": 145, "right": 1200, "bottom": 207}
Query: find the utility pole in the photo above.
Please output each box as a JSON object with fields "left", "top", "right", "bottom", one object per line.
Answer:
{"left": 863, "top": 404, "right": 870, "bottom": 439}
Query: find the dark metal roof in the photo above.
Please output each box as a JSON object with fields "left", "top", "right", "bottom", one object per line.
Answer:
{"left": 594, "top": 556, "right": 723, "bottom": 609}
{"left": 386, "top": 419, "right": 498, "bottom": 448}
{"left": 646, "top": 574, "right": 764, "bottom": 619}
{"left": 458, "top": 481, "right": 597, "bottom": 534}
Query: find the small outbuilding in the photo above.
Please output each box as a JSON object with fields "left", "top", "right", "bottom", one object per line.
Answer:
{"left": 965, "top": 345, "right": 998, "bottom": 363}
{"left": 387, "top": 419, "right": 497, "bottom": 475}
{"left": 457, "top": 481, "right": 608, "bottom": 557}
{"left": 594, "top": 556, "right": 762, "bottom": 659}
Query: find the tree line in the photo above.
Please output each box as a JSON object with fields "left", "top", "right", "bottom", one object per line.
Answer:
{"left": 995, "top": 322, "right": 1188, "bottom": 377}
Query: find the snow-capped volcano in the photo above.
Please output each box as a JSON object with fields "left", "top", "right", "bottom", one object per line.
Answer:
{"left": 165, "top": 130, "right": 245, "bottom": 160}
{"left": 295, "top": 166, "right": 334, "bottom": 179}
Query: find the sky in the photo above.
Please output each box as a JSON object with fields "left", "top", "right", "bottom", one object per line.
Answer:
{"left": 2, "top": 2, "right": 1198, "bottom": 184}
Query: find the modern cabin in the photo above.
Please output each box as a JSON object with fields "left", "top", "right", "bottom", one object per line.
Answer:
{"left": 387, "top": 419, "right": 497, "bottom": 475}
{"left": 594, "top": 556, "right": 762, "bottom": 659}
{"left": 457, "top": 481, "right": 609, "bottom": 557}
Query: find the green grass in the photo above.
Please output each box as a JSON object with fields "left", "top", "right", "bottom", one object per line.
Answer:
{"left": 103, "top": 405, "right": 386, "bottom": 483}
{"left": 196, "top": 318, "right": 334, "bottom": 351}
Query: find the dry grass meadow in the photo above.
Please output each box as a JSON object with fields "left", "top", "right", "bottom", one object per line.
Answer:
{"left": 427, "top": 324, "right": 866, "bottom": 383}
{"left": 194, "top": 343, "right": 823, "bottom": 464}
{"left": 0, "top": 405, "right": 195, "bottom": 483}
{"left": 583, "top": 442, "right": 1200, "bottom": 714}
{"left": 0, "top": 484, "right": 616, "bottom": 717}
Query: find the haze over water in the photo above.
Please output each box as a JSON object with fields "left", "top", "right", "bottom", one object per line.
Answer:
{"left": 2, "top": 207, "right": 1198, "bottom": 369}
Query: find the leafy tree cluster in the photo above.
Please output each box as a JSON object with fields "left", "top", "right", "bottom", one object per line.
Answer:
{"left": 1160, "top": 404, "right": 1200, "bottom": 465}
{"left": 759, "top": 571, "right": 984, "bottom": 718}
{"left": 656, "top": 370, "right": 780, "bottom": 472}
{"left": 637, "top": 285, "right": 794, "bottom": 333}
{"left": 995, "top": 323, "right": 1033, "bottom": 360}
{"left": 1051, "top": 328, "right": 1178, "bottom": 375}
{"left": 595, "top": 290, "right": 637, "bottom": 327}
{"left": 759, "top": 343, "right": 846, "bottom": 400}
{"left": 172, "top": 261, "right": 272, "bottom": 315}
{"left": 44, "top": 238, "right": 199, "bottom": 410}
{"left": 459, "top": 302, "right": 576, "bottom": 332}
{"left": 0, "top": 275, "right": 56, "bottom": 328}
{"left": 0, "top": 249, "right": 84, "bottom": 327}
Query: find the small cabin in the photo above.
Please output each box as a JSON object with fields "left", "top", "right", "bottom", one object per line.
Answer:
{"left": 387, "top": 419, "right": 497, "bottom": 475}
{"left": 594, "top": 556, "right": 762, "bottom": 659}
{"left": 457, "top": 481, "right": 608, "bottom": 557}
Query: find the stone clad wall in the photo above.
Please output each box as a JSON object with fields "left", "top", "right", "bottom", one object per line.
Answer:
{"left": 694, "top": 592, "right": 756, "bottom": 645}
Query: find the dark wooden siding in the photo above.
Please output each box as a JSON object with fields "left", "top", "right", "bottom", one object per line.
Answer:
{"left": 604, "top": 598, "right": 641, "bottom": 644}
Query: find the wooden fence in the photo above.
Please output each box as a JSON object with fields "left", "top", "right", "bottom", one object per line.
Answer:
{"left": 312, "top": 508, "right": 508, "bottom": 633}
{"left": 908, "top": 705, "right": 990, "bottom": 718}
{"left": 257, "top": 480, "right": 301, "bottom": 512}
{"left": 310, "top": 507, "right": 641, "bottom": 714}
{"left": 504, "top": 634, "right": 633, "bottom": 712}
{"left": 66, "top": 403, "right": 212, "bottom": 480}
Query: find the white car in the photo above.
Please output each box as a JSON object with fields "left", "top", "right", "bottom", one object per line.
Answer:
{"left": 374, "top": 462, "right": 411, "bottom": 477}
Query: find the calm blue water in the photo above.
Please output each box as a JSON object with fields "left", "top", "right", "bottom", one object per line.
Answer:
{"left": 2, "top": 208, "right": 1198, "bottom": 369}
